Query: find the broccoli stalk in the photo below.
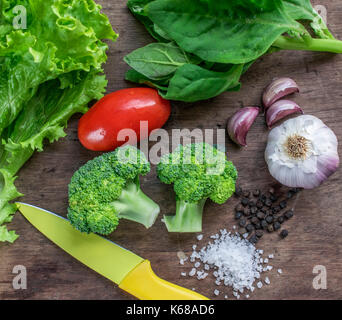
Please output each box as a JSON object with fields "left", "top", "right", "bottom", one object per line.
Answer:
{"left": 68, "top": 146, "right": 160, "bottom": 235}
{"left": 157, "top": 143, "right": 238, "bottom": 233}
{"left": 112, "top": 177, "right": 160, "bottom": 228}
{"left": 164, "top": 198, "right": 206, "bottom": 233}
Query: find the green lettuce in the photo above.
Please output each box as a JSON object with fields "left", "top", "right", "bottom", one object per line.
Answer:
{"left": 0, "top": 0, "right": 117, "bottom": 242}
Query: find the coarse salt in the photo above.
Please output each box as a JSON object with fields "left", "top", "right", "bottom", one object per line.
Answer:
{"left": 214, "top": 289, "right": 220, "bottom": 296}
{"left": 197, "top": 234, "right": 203, "bottom": 241}
{"left": 277, "top": 269, "right": 283, "bottom": 274}
{"left": 189, "top": 268, "right": 196, "bottom": 277}
{"left": 189, "top": 231, "right": 266, "bottom": 292}
{"left": 181, "top": 272, "right": 187, "bottom": 277}
{"left": 265, "top": 277, "right": 270, "bottom": 285}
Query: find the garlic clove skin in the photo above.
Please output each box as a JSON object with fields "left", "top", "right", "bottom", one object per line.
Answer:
{"left": 263, "top": 78, "right": 299, "bottom": 109}
{"left": 266, "top": 100, "right": 304, "bottom": 128}
{"left": 265, "top": 115, "right": 339, "bottom": 189}
{"left": 227, "top": 107, "right": 260, "bottom": 147}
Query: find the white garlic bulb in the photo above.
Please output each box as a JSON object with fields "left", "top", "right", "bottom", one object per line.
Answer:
{"left": 265, "top": 115, "right": 339, "bottom": 189}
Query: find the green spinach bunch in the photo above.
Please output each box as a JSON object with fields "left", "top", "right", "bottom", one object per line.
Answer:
{"left": 124, "top": 0, "right": 342, "bottom": 102}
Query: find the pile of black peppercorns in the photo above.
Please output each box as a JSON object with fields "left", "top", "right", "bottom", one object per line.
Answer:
{"left": 234, "top": 186, "right": 301, "bottom": 244}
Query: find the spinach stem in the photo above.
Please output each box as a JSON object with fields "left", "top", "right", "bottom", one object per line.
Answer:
{"left": 273, "top": 36, "right": 342, "bottom": 53}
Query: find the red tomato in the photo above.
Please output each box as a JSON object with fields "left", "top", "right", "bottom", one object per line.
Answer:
{"left": 78, "top": 88, "right": 171, "bottom": 151}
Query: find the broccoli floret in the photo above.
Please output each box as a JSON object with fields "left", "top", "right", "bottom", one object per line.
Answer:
{"left": 157, "top": 143, "right": 238, "bottom": 232}
{"left": 68, "top": 145, "right": 160, "bottom": 235}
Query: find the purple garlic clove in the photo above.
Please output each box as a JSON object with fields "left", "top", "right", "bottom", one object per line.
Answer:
{"left": 266, "top": 100, "right": 304, "bottom": 128}
{"left": 263, "top": 78, "right": 299, "bottom": 109}
{"left": 227, "top": 107, "right": 260, "bottom": 147}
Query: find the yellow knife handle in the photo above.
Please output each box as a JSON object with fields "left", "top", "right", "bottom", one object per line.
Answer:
{"left": 119, "top": 260, "right": 209, "bottom": 300}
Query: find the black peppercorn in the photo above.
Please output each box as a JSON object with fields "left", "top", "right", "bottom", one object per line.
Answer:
{"left": 250, "top": 235, "right": 258, "bottom": 244}
{"left": 243, "top": 207, "right": 251, "bottom": 216}
{"left": 256, "top": 212, "right": 265, "bottom": 220}
{"left": 254, "top": 223, "right": 261, "bottom": 230}
{"left": 239, "top": 218, "right": 247, "bottom": 227}
{"left": 266, "top": 209, "right": 273, "bottom": 216}
{"left": 246, "top": 224, "right": 254, "bottom": 232}
{"left": 251, "top": 217, "right": 259, "bottom": 225}
{"left": 256, "top": 200, "right": 263, "bottom": 209}
{"left": 279, "top": 200, "right": 287, "bottom": 209}
{"left": 266, "top": 216, "right": 273, "bottom": 224}
{"left": 260, "top": 207, "right": 267, "bottom": 213}
{"left": 255, "top": 230, "right": 264, "bottom": 238}
{"left": 261, "top": 220, "right": 268, "bottom": 229}
{"left": 270, "top": 194, "right": 278, "bottom": 202}
{"left": 277, "top": 216, "right": 285, "bottom": 224}
{"left": 253, "top": 189, "right": 260, "bottom": 197}
{"left": 265, "top": 199, "right": 272, "bottom": 207}
{"left": 280, "top": 229, "right": 289, "bottom": 238}
{"left": 235, "top": 204, "right": 244, "bottom": 212}
{"left": 243, "top": 190, "right": 251, "bottom": 198}
{"left": 287, "top": 191, "right": 294, "bottom": 199}
{"left": 269, "top": 187, "right": 275, "bottom": 194}
{"left": 248, "top": 200, "right": 256, "bottom": 207}
{"left": 284, "top": 210, "right": 294, "bottom": 220}
{"left": 251, "top": 206, "right": 258, "bottom": 215}
{"left": 235, "top": 211, "right": 243, "bottom": 219}
{"left": 273, "top": 222, "right": 281, "bottom": 231}
{"left": 260, "top": 194, "right": 267, "bottom": 203}
{"left": 272, "top": 206, "right": 281, "bottom": 214}
{"left": 241, "top": 198, "right": 249, "bottom": 207}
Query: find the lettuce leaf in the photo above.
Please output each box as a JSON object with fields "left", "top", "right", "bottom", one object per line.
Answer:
{"left": 0, "top": 0, "right": 117, "bottom": 136}
{"left": 0, "top": 0, "right": 116, "bottom": 242}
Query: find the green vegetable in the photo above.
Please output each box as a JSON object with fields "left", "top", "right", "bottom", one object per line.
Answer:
{"left": 68, "top": 146, "right": 160, "bottom": 235}
{"left": 146, "top": 0, "right": 303, "bottom": 64}
{"left": 127, "top": 0, "right": 168, "bottom": 42}
{"left": 124, "top": 42, "right": 192, "bottom": 80}
{"left": 125, "top": 0, "right": 342, "bottom": 102}
{"left": 161, "top": 64, "right": 243, "bottom": 102}
{"left": 157, "top": 143, "right": 238, "bottom": 232}
{"left": 0, "top": 0, "right": 117, "bottom": 242}
{"left": 283, "top": 0, "right": 334, "bottom": 39}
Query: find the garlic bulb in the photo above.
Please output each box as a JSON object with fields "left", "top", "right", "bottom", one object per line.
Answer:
{"left": 265, "top": 115, "right": 339, "bottom": 189}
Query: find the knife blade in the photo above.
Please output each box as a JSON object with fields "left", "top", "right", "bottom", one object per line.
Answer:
{"left": 17, "top": 202, "right": 209, "bottom": 300}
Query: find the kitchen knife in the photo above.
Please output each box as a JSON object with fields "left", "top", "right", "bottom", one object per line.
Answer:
{"left": 17, "top": 202, "right": 208, "bottom": 300}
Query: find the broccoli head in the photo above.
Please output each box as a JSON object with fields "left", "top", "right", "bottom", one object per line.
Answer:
{"left": 157, "top": 143, "right": 238, "bottom": 232}
{"left": 68, "top": 145, "right": 160, "bottom": 235}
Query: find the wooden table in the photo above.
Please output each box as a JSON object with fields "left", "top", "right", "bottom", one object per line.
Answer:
{"left": 1, "top": 0, "right": 342, "bottom": 300}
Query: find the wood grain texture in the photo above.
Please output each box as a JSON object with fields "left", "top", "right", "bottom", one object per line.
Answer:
{"left": 1, "top": 0, "right": 342, "bottom": 300}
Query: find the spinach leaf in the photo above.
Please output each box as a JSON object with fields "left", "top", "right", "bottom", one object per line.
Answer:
{"left": 125, "top": 68, "right": 169, "bottom": 91}
{"left": 124, "top": 42, "right": 193, "bottom": 80}
{"left": 127, "top": 0, "right": 168, "bottom": 42}
{"left": 146, "top": 0, "right": 302, "bottom": 64}
{"left": 153, "top": 24, "right": 172, "bottom": 41}
{"left": 283, "top": 0, "right": 334, "bottom": 39}
{"left": 161, "top": 64, "right": 244, "bottom": 102}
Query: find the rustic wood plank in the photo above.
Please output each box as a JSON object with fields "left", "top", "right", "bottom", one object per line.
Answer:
{"left": 1, "top": 0, "right": 342, "bottom": 300}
